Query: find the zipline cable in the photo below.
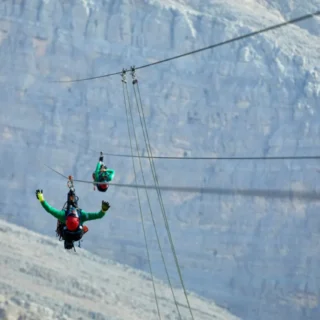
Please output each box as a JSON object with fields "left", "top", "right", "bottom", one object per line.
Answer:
{"left": 84, "top": 152, "right": 320, "bottom": 161}
{"left": 131, "top": 70, "right": 195, "bottom": 319}
{"left": 67, "top": 139, "right": 320, "bottom": 161}
{"left": 43, "top": 164, "right": 320, "bottom": 201}
{"left": 122, "top": 72, "right": 182, "bottom": 318}
{"left": 52, "top": 11, "right": 320, "bottom": 83}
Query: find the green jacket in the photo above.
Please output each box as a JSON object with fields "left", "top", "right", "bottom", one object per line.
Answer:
{"left": 94, "top": 161, "right": 115, "bottom": 182}
{"left": 40, "top": 200, "right": 106, "bottom": 224}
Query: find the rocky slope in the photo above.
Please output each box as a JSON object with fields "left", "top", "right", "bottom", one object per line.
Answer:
{"left": 0, "top": 218, "right": 239, "bottom": 320}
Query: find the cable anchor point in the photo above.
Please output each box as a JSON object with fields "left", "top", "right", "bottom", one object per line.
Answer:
{"left": 67, "top": 175, "right": 75, "bottom": 191}
{"left": 121, "top": 68, "right": 127, "bottom": 83}
{"left": 130, "top": 66, "right": 138, "bottom": 85}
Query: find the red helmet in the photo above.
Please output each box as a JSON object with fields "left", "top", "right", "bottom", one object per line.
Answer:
{"left": 66, "top": 207, "right": 80, "bottom": 231}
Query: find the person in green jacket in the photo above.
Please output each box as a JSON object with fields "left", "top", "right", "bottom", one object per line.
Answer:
{"left": 92, "top": 152, "right": 115, "bottom": 192}
{"left": 35, "top": 189, "right": 110, "bottom": 250}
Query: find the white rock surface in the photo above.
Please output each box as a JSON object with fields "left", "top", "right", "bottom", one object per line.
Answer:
{"left": 0, "top": 218, "right": 239, "bottom": 320}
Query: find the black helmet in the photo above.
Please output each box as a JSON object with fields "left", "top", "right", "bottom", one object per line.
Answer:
{"left": 67, "top": 189, "right": 78, "bottom": 207}
{"left": 68, "top": 189, "right": 75, "bottom": 197}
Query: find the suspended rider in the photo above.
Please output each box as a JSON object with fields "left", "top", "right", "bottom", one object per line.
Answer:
{"left": 35, "top": 188, "right": 111, "bottom": 250}
{"left": 92, "top": 151, "right": 115, "bottom": 192}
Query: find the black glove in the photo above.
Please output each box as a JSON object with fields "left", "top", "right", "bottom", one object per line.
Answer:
{"left": 35, "top": 189, "right": 43, "bottom": 200}
{"left": 102, "top": 201, "right": 110, "bottom": 212}
{"left": 99, "top": 151, "right": 104, "bottom": 162}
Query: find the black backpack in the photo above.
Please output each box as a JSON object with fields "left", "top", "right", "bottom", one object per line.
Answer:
{"left": 55, "top": 203, "right": 84, "bottom": 250}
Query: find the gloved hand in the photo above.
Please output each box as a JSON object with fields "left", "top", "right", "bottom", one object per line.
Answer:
{"left": 102, "top": 201, "right": 110, "bottom": 212}
{"left": 35, "top": 189, "right": 44, "bottom": 202}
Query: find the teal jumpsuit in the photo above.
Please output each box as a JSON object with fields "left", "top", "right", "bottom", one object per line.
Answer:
{"left": 93, "top": 161, "right": 115, "bottom": 183}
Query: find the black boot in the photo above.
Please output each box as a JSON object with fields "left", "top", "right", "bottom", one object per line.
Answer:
{"left": 64, "top": 240, "right": 74, "bottom": 250}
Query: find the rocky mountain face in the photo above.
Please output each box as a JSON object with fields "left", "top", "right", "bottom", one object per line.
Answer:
{"left": 0, "top": 218, "right": 238, "bottom": 320}
{"left": 0, "top": 1, "right": 319, "bottom": 319}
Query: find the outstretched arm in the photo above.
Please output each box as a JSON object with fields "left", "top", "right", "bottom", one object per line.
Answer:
{"left": 81, "top": 209, "right": 106, "bottom": 222}
{"left": 101, "top": 169, "right": 115, "bottom": 182}
{"left": 41, "top": 200, "right": 66, "bottom": 222}
{"left": 106, "top": 169, "right": 115, "bottom": 181}
{"left": 36, "top": 190, "right": 65, "bottom": 222}
{"left": 81, "top": 201, "right": 111, "bottom": 222}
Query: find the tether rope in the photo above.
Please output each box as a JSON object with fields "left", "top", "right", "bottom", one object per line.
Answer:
{"left": 131, "top": 71, "right": 195, "bottom": 319}
{"left": 122, "top": 72, "right": 183, "bottom": 318}
{"left": 121, "top": 76, "right": 162, "bottom": 319}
